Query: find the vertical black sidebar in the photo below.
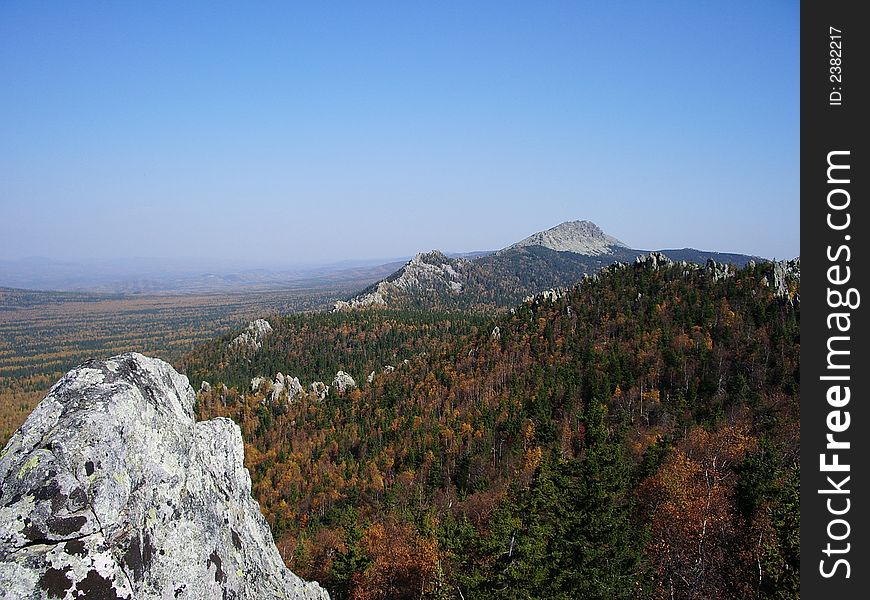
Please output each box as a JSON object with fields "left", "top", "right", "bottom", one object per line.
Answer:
{"left": 801, "top": 0, "right": 868, "bottom": 597}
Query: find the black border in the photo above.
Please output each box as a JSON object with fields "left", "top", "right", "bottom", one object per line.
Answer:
{"left": 801, "top": 1, "right": 868, "bottom": 595}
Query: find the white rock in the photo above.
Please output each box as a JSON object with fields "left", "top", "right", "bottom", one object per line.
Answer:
{"left": 0, "top": 353, "right": 328, "bottom": 600}
{"left": 334, "top": 251, "right": 468, "bottom": 311}
{"left": 229, "top": 319, "right": 273, "bottom": 352}
{"left": 285, "top": 376, "right": 304, "bottom": 401}
{"left": 270, "top": 373, "right": 285, "bottom": 403}
{"left": 634, "top": 252, "right": 674, "bottom": 270}
{"left": 705, "top": 259, "right": 734, "bottom": 282}
{"left": 525, "top": 288, "right": 568, "bottom": 304}
{"left": 310, "top": 382, "right": 329, "bottom": 400}
{"left": 332, "top": 371, "right": 357, "bottom": 395}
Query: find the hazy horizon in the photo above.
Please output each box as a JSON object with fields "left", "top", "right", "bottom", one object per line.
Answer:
{"left": 1, "top": 2, "right": 799, "bottom": 263}
{"left": 1, "top": 213, "right": 798, "bottom": 271}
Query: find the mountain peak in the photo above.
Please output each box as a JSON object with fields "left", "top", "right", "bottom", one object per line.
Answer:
{"left": 503, "top": 220, "right": 627, "bottom": 256}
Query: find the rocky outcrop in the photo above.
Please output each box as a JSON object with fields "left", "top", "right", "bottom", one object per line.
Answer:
{"left": 251, "top": 373, "right": 305, "bottom": 404}
{"left": 705, "top": 259, "right": 735, "bottom": 282}
{"left": 634, "top": 252, "right": 674, "bottom": 270}
{"left": 283, "top": 376, "right": 304, "bottom": 402}
{"left": 251, "top": 376, "right": 266, "bottom": 393}
{"left": 502, "top": 220, "right": 627, "bottom": 256}
{"left": 0, "top": 353, "right": 328, "bottom": 600}
{"left": 331, "top": 372, "right": 356, "bottom": 395}
{"left": 334, "top": 251, "right": 468, "bottom": 311}
{"left": 229, "top": 319, "right": 273, "bottom": 352}
{"left": 270, "top": 373, "right": 286, "bottom": 404}
{"left": 762, "top": 257, "right": 801, "bottom": 300}
{"left": 524, "top": 288, "right": 568, "bottom": 304}
{"left": 310, "top": 382, "right": 329, "bottom": 400}
{"left": 332, "top": 289, "right": 387, "bottom": 311}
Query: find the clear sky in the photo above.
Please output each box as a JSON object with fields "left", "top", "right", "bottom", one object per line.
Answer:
{"left": 0, "top": 1, "right": 799, "bottom": 265}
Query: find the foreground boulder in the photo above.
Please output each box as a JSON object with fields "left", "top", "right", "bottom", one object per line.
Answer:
{"left": 0, "top": 353, "right": 328, "bottom": 600}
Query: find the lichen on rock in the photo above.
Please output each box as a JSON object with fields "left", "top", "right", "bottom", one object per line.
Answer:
{"left": 0, "top": 352, "right": 328, "bottom": 600}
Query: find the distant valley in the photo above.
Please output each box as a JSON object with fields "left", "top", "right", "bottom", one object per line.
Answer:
{"left": 0, "top": 255, "right": 407, "bottom": 294}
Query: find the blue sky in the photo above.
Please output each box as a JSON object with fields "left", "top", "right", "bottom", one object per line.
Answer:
{"left": 0, "top": 1, "right": 799, "bottom": 265}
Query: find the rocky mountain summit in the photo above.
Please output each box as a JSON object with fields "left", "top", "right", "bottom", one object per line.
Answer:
{"left": 0, "top": 353, "right": 328, "bottom": 600}
{"left": 501, "top": 220, "right": 627, "bottom": 255}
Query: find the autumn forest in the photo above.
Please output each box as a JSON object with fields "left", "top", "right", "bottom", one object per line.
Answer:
{"left": 179, "top": 259, "right": 800, "bottom": 599}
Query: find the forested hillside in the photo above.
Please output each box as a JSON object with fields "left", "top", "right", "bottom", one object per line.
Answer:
{"left": 334, "top": 244, "right": 759, "bottom": 312}
{"left": 188, "top": 258, "right": 800, "bottom": 599}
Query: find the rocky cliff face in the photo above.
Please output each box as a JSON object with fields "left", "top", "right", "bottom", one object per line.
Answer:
{"left": 0, "top": 353, "right": 328, "bottom": 600}
{"left": 765, "top": 257, "right": 800, "bottom": 300}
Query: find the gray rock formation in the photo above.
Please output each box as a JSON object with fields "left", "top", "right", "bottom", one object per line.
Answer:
{"left": 759, "top": 257, "right": 800, "bottom": 300}
{"left": 334, "top": 251, "right": 468, "bottom": 311}
{"left": 200, "top": 381, "right": 211, "bottom": 393}
{"left": 332, "top": 289, "right": 386, "bottom": 312}
{"left": 331, "top": 372, "right": 356, "bottom": 395}
{"left": 251, "top": 376, "right": 266, "bottom": 393}
{"left": 524, "top": 288, "right": 568, "bottom": 304}
{"left": 633, "top": 252, "right": 674, "bottom": 270}
{"left": 284, "top": 376, "right": 304, "bottom": 402}
{"left": 502, "top": 220, "right": 627, "bottom": 256}
{"left": 770, "top": 258, "right": 800, "bottom": 300}
{"left": 264, "top": 373, "right": 303, "bottom": 405}
{"left": 705, "top": 259, "right": 734, "bottom": 282}
{"left": 309, "top": 382, "right": 329, "bottom": 400}
{"left": 270, "top": 373, "right": 286, "bottom": 404}
{"left": 229, "top": 319, "right": 273, "bottom": 353}
{"left": 0, "top": 353, "right": 328, "bottom": 600}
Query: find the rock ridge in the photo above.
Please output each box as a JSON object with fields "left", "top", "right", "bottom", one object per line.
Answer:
{"left": 334, "top": 251, "right": 468, "bottom": 311}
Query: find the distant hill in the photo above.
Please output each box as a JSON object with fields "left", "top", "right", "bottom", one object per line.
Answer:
{"left": 0, "top": 256, "right": 405, "bottom": 294}
{"left": 334, "top": 220, "right": 763, "bottom": 311}
{"left": 500, "top": 219, "right": 628, "bottom": 255}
